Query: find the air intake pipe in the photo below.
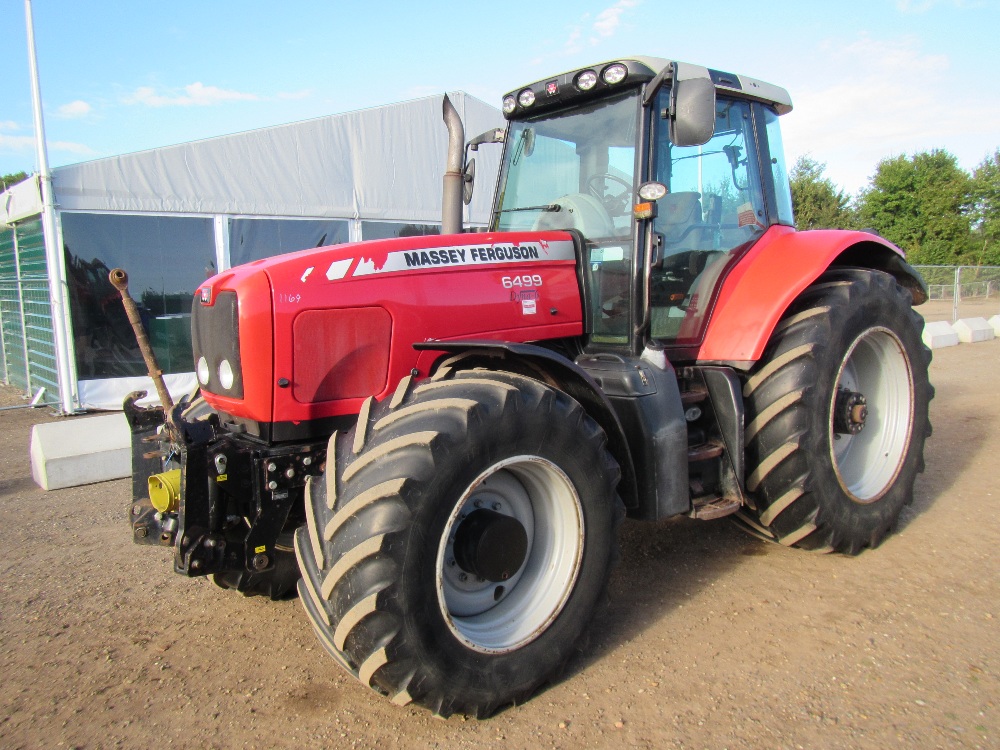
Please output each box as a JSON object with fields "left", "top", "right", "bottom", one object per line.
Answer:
{"left": 442, "top": 94, "right": 465, "bottom": 235}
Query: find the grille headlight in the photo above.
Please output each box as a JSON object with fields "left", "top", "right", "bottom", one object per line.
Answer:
{"left": 603, "top": 63, "right": 628, "bottom": 85}
{"left": 576, "top": 70, "right": 598, "bottom": 91}
{"left": 518, "top": 88, "right": 536, "bottom": 108}
{"left": 196, "top": 356, "right": 210, "bottom": 386}
{"left": 219, "top": 359, "right": 235, "bottom": 391}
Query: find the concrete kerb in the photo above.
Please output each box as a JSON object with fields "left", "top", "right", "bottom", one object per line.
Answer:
{"left": 922, "top": 320, "right": 960, "bottom": 349}
{"left": 953, "top": 317, "right": 996, "bottom": 344}
{"left": 30, "top": 412, "right": 132, "bottom": 491}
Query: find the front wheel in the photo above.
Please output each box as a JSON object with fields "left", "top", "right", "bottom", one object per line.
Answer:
{"left": 294, "top": 369, "right": 621, "bottom": 716}
{"left": 737, "top": 268, "right": 932, "bottom": 554}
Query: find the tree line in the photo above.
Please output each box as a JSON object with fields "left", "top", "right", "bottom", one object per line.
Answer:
{"left": 790, "top": 149, "right": 1000, "bottom": 267}
{"left": 1, "top": 171, "right": 28, "bottom": 192}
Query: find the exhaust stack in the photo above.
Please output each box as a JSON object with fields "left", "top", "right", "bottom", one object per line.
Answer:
{"left": 442, "top": 94, "right": 464, "bottom": 235}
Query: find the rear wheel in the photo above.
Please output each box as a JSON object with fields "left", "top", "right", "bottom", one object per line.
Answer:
{"left": 294, "top": 369, "right": 621, "bottom": 717}
{"left": 737, "top": 268, "right": 932, "bottom": 554}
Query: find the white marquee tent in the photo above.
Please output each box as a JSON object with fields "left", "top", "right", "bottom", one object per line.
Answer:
{"left": 0, "top": 92, "right": 503, "bottom": 412}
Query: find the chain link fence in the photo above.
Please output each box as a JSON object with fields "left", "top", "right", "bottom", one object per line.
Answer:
{"left": 912, "top": 265, "right": 1000, "bottom": 323}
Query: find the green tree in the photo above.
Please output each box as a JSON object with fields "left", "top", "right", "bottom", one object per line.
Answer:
{"left": 970, "top": 149, "right": 1000, "bottom": 266}
{"left": 856, "top": 150, "right": 974, "bottom": 265}
{"left": 1, "top": 171, "right": 29, "bottom": 192}
{"left": 789, "top": 156, "right": 855, "bottom": 230}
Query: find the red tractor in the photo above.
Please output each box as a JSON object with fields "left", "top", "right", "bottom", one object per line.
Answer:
{"left": 124, "top": 56, "right": 932, "bottom": 717}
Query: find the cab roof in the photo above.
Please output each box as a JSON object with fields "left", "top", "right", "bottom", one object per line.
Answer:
{"left": 502, "top": 56, "right": 793, "bottom": 120}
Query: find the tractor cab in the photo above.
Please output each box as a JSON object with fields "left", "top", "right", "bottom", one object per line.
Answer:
{"left": 492, "top": 57, "right": 795, "bottom": 354}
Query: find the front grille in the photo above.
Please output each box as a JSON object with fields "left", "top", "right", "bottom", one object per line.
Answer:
{"left": 191, "top": 291, "right": 244, "bottom": 398}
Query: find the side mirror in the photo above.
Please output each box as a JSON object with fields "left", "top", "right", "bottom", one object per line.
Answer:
{"left": 463, "top": 158, "right": 476, "bottom": 205}
{"left": 467, "top": 127, "right": 505, "bottom": 152}
{"left": 521, "top": 128, "right": 535, "bottom": 158}
{"left": 669, "top": 77, "right": 716, "bottom": 147}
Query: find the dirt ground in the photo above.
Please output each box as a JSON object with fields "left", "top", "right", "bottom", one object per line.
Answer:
{"left": 1, "top": 338, "right": 997, "bottom": 750}
{"left": 918, "top": 296, "right": 1000, "bottom": 324}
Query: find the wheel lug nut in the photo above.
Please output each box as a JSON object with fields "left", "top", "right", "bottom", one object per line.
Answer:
{"left": 458, "top": 572, "right": 468, "bottom": 582}
{"left": 491, "top": 502, "right": 501, "bottom": 511}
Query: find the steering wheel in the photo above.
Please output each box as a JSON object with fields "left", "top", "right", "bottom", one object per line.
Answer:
{"left": 586, "top": 173, "right": 632, "bottom": 216}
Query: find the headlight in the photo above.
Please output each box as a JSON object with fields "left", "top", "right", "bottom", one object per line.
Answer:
{"left": 575, "top": 70, "right": 598, "bottom": 91}
{"left": 219, "top": 359, "right": 235, "bottom": 390}
{"left": 502, "top": 95, "right": 517, "bottom": 114}
{"left": 602, "top": 63, "right": 628, "bottom": 85}
{"left": 518, "top": 88, "right": 536, "bottom": 108}
{"left": 196, "top": 356, "right": 210, "bottom": 385}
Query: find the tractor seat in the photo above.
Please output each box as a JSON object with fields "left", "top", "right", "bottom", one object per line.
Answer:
{"left": 656, "top": 191, "right": 707, "bottom": 249}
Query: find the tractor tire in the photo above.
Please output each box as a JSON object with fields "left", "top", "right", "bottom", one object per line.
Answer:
{"left": 736, "top": 268, "right": 932, "bottom": 554}
{"left": 294, "top": 369, "right": 622, "bottom": 717}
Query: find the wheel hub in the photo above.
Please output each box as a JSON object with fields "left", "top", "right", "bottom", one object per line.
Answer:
{"left": 834, "top": 387, "right": 868, "bottom": 435}
{"left": 453, "top": 509, "right": 528, "bottom": 582}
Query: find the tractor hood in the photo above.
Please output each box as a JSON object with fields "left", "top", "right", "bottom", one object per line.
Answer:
{"left": 192, "top": 231, "right": 583, "bottom": 440}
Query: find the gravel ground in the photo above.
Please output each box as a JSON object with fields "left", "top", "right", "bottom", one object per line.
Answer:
{"left": 0, "top": 338, "right": 997, "bottom": 749}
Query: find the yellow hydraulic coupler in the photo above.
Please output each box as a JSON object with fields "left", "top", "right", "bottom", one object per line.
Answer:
{"left": 148, "top": 469, "right": 182, "bottom": 513}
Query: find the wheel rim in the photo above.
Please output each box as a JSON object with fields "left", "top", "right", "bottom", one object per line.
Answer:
{"left": 829, "top": 326, "right": 914, "bottom": 503}
{"left": 436, "top": 456, "right": 584, "bottom": 654}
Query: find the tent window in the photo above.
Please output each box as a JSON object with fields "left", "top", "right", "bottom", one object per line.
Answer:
{"left": 228, "top": 218, "right": 349, "bottom": 267}
{"left": 361, "top": 222, "right": 440, "bottom": 241}
{"left": 61, "top": 212, "right": 215, "bottom": 379}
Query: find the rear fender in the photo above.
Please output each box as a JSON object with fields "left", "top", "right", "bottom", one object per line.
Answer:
{"left": 697, "top": 227, "right": 927, "bottom": 365}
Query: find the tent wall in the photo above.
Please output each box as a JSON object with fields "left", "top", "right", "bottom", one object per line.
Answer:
{"left": 0, "top": 92, "right": 505, "bottom": 412}
{"left": 51, "top": 92, "right": 502, "bottom": 225}
{"left": 0, "top": 176, "right": 43, "bottom": 225}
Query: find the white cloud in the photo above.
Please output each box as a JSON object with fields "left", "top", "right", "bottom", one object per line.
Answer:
{"left": 895, "top": 0, "right": 985, "bottom": 14}
{"left": 530, "top": 0, "right": 640, "bottom": 65}
{"left": 57, "top": 100, "right": 93, "bottom": 119}
{"left": 0, "top": 133, "right": 35, "bottom": 151}
{"left": 780, "top": 34, "right": 1000, "bottom": 193}
{"left": 895, "top": 0, "right": 937, "bottom": 11}
{"left": 125, "top": 82, "right": 261, "bottom": 107}
{"left": 0, "top": 132, "right": 95, "bottom": 156}
{"left": 276, "top": 90, "right": 311, "bottom": 101}
{"left": 0, "top": 121, "right": 19, "bottom": 132}
{"left": 50, "top": 140, "right": 97, "bottom": 156}
{"left": 591, "top": 0, "right": 640, "bottom": 40}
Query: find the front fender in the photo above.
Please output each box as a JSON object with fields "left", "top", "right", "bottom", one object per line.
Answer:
{"left": 697, "top": 227, "right": 925, "bottom": 364}
{"left": 413, "top": 340, "right": 640, "bottom": 510}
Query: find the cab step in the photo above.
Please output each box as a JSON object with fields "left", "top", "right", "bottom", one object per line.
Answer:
{"left": 680, "top": 386, "right": 708, "bottom": 405}
{"left": 687, "top": 440, "right": 724, "bottom": 462}
{"left": 688, "top": 494, "right": 741, "bottom": 520}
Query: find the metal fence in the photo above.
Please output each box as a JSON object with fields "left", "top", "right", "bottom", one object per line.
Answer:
{"left": 912, "top": 265, "right": 1000, "bottom": 323}
{"left": 0, "top": 219, "right": 60, "bottom": 404}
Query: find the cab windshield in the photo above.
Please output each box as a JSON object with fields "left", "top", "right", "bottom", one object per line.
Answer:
{"left": 493, "top": 90, "right": 638, "bottom": 239}
{"left": 494, "top": 89, "right": 639, "bottom": 345}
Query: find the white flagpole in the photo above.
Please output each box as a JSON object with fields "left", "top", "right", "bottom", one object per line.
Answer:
{"left": 25, "top": 0, "right": 78, "bottom": 414}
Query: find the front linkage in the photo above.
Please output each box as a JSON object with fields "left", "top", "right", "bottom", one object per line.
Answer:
{"left": 123, "top": 392, "right": 323, "bottom": 599}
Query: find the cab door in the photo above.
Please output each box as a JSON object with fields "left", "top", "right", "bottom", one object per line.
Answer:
{"left": 646, "top": 93, "right": 770, "bottom": 349}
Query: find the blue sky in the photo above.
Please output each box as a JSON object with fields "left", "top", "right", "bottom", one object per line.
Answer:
{"left": 2, "top": 0, "right": 997, "bottom": 194}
